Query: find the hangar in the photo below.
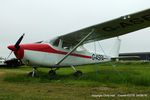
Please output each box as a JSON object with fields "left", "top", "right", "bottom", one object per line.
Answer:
{"left": 119, "top": 52, "right": 150, "bottom": 61}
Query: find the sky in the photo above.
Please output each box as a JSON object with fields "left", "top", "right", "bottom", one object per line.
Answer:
{"left": 0, "top": 0, "right": 150, "bottom": 58}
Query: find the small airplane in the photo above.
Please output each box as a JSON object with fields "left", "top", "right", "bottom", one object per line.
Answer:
{"left": 7, "top": 9, "right": 150, "bottom": 77}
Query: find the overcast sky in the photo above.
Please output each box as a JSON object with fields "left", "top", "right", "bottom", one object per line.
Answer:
{"left": 0, "top": 0, "right": 150, "bottom": 58}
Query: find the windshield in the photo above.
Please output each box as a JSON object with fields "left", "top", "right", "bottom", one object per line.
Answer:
{"left": 43, "top": 37, "right": 59, "bottom": 46}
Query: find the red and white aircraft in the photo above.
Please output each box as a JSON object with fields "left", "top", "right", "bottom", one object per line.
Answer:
{"left": 7, "top": 9, "right": 150, "bottom": 77}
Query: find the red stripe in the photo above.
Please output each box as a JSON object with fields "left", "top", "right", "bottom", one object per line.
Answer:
{"left": 20, "top": 44, "right": 92, "bottom": 59}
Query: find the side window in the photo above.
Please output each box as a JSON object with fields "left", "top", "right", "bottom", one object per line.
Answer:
{"left": 63, "top": 47, "right": 69, "bottom": 50}
{"left": 53, "top": 40, "right": 59, "bottom": 47}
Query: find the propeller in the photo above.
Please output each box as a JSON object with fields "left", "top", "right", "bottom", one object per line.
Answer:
{"left": 14, "top": 33, "right": 25, "bottom": 50}
{"left": 7, "top": 33, "right": 25, "bottom": 60}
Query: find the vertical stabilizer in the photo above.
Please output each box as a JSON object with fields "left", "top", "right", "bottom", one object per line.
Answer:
{"left": 109, "top": 37, "right": 121, "bottom": 58}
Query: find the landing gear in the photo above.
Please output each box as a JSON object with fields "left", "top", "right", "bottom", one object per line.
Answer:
{"left": 28, "top": 67, "right": 37, "bottom": 77}
{"left": 71, "top": 65, "right": 82, "bottom": 77}
{"left": 48, "top": 67, "right": 59, "bottom": 76}
{"left": 48, "top": 70, "right": 56, "bottom": 75}
{"left": 74, "top": 70, "right": 82, "bottom": 77}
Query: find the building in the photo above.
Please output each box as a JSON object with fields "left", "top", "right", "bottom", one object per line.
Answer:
{"left": 119, "top": 52, "right": 150, "bottom": 61}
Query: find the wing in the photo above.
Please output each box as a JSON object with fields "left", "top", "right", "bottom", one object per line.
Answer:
{"left": 54, "top": 9, "right": 150, "bottom": 47}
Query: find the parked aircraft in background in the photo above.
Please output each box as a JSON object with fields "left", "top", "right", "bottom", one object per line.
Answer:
{"left": 0, "top": 59, "right": 6, "bottom": 66}
{"left": 7, "top": 9, "right": 150, "bottom": 77}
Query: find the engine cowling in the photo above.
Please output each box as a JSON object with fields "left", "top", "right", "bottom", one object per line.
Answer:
{"left": 8, "top": 45, "right": 24, "bottom": 59}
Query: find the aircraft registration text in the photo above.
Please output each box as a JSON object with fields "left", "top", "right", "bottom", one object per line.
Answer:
{"left": 92, "top": 54, "right": 104, "bottom": 61}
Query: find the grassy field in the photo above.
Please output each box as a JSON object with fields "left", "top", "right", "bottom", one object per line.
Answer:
{"left": 0, "top": 61, "right": 150, "bottom": 100}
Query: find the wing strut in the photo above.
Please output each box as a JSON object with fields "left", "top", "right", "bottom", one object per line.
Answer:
{"left": 56, "top": 29, "right": 95, "bottom": 65}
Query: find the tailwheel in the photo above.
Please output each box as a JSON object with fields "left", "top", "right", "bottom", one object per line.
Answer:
{"left": 74, "top": 70, "right": 82, "bottom": 77}
{"left": 48, "top": 70, "right": 56, "bottom": 76}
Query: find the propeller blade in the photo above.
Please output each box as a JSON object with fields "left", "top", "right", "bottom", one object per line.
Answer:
{"left": 14, "top": 33, "right": 25, "bottom": 50}
{"left": 6, "top": 51, "right": 13, "bottom": 60}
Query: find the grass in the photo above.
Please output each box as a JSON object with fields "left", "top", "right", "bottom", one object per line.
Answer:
{"left": 4, "top": 61, "right": 150, "bottom": 86}
{"left": 0, "top": 61, "right": 150, "bottom": 99}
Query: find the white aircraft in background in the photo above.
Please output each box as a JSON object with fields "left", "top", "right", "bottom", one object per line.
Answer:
{"left": 7, "top": 9, "right": 150, "bottom": 77}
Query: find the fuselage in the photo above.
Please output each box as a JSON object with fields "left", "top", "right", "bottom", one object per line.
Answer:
{"left": 8, "top": 43, "right": 111, "bottom": 68}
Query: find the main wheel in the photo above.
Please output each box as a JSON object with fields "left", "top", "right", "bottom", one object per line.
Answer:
{"left": 48, "top": 70, "right": 56, "bottom": 76}
{"left": 74, "top": 71, "right": 82, "bottom": 77}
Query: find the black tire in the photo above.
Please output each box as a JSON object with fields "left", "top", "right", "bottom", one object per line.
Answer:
{"left": 48, "top": 70, "right": 56, "bottom": 76}
{"left": 74, "top": 70, "right": 82, "bottom": 77}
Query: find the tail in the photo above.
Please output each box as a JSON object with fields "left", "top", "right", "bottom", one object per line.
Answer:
{"left": 109, "top": 37, "right": 121, "bottom": 58}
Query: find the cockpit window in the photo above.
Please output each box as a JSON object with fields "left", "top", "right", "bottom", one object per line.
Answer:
{"left": 43, "top": 37, "right": 59, "bottom": 47}
{"left": 50, "top": 39, "right": 59, "bottom": 46}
